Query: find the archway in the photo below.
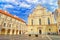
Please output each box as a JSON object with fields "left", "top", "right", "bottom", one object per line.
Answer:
{"left": 1, "top": 29, "right": 5, "bottom": 35}
{"left": 19, "top": 30, "right": 21, "bottom": 34}
{"left": 7, "top": 29, "right": 10, "bottom": 35}
{"left": 12, "top": 30, "right": 14, "bottom": 35}
{"left": 16, "top": 30, "right": 18, "bottom": 35}
{"left": 39, "top": 30, "right": 42, "bottom": 34}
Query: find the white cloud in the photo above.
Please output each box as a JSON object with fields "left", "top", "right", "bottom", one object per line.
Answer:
{"left": 1, "top": 0, "right": 14, "bottom": 2}
{"left": 26, "top": 0, "right": 38, "bottom": 4}
{"left": 4, "top": 0, "right": 16, "bottom": 2}
{"left": 0, "top": 0, "right": 32, "bottom": 8}
{"left": 47, "top": 0, "right": 53, "bottom": 3}
{"left": 50, "top": 6, "right": 57, "bottom": 11}
{"left": 1, "top": 0, "right": 19, "bottom": 5}
{"left": 41, "top": 0, "right": 46, "bottom": 4}
{"left": 48, "top": 0, "right": 57, "bottom": 5}
{"left": 14, "top": 15, "right": 18, "bottom": 18}
{"left": 19, "top": 2, "right": 31, "bottom": 8}
{"left": 4, "top": 5, "right": 14, "bottom": 8}
{"left": 49, "top": 2, "right": 54, "bottom": 5}
{"left": 0, "top": 0, "right": 58, "bottom": 11}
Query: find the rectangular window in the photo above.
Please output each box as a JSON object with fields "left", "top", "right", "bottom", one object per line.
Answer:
{"left": 31, "top": 19, "right": 33, "bottom": 25}
{"left": 48, "top": 18, "right": 50, "bottom": 25}
{"left": 3, "top": 23, "right": 6, "bottom": 27}
{"left": 9, "top": 24, "right": 12, "bottom": 27}
{"left": 39, "top": 19, "right": 41, "bottom": 25}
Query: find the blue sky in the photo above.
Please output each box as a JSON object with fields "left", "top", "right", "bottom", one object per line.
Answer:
{"left": 0, "top": 0, "right": 58, "bottom": 23}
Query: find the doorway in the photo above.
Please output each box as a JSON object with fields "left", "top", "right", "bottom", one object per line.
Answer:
{"left": 39, "top": 30, "right": 42, "bottom": 34}
{"left": 1, "top": 29, "right": 5, "bottom": 35}
{"left": 7, "top": 29, "right": 10, "bottom": 35}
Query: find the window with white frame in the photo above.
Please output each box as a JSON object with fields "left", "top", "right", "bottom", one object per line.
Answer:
{"left": 31, "top": 19, "right": 33, "bottom": 25}
{"left": 9, "top": 23, "right": 12, "bottom": 27}
{"left": 3, "top": 23, "right": 7, "bottom": 27}
{"left": 48, "top": 18, "right": 50, "bottom": 25}
{"left": 39, "top": 19, "right": 41, "bottom": 25}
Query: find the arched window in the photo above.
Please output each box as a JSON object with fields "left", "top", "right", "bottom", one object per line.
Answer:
{"left": 39, "top": 19, "right": 41, "bottom": 25}
{"left": 31, "top": 19, "right": 33, "bottom": 25}
{"left": 48, "top": 18, "right": 50, "bottom": 25}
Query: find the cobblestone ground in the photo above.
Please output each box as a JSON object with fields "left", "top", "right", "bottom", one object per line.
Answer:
{"left": 48, "top": 35, "right": 60, "bottom": 40}
{"left": 0, "top": 35, "right": 60, "bottom": 40}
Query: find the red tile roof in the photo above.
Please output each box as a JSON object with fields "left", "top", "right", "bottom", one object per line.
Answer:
{"left": 0, "top": 10, "right": 26, "bottom": 23}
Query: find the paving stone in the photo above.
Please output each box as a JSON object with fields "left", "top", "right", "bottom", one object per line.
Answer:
{"left": 0, "top": 35, "right": 60, "bottom": 40}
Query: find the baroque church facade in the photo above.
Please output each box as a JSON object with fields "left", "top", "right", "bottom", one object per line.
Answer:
{"left": 27, "top": 5, "right": 58, "bottom": 34}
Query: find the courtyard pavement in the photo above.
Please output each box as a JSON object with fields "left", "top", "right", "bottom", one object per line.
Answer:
{"left": 48, "top": 35, "right": 60, "bottom": 40}
{"left": 0, "top": 35, "right": 60, "bottom": 40}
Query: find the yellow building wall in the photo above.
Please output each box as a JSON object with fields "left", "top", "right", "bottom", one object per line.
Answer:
{"left": 0, "top": 12, "right": 27, "bottom": 35}
{"left": 27, "top": 5, "right": 58, "bottom": 34}
{"left": 45, "top": 25, "right": 58, "bottom": 33}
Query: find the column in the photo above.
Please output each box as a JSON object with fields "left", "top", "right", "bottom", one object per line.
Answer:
{"left": 5, "top": 29, "right": 7, "bottom": 35}
{"left": 14, "top": 30, "right": 16, "bottom": 35}
{"left": 18, "top": 31, "right": 19, "bottom": 35}
{"left": 10, "top": 30, "right": 12, "bottom": 35}
{"left": 57, "top": 23, "right": 59, "bottom": 35}
{"left": 21, "top": 30, "right": 22, "bottom": 34}
{"left": 0, "top": 30, "right": 1, "bottom": 34}
{"left": 0, "top": 29, "right": 1, "bottom": 34}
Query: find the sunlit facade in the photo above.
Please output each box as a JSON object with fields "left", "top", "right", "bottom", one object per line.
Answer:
{"left": 0, "top": 10, "right": 27, "bottom": 35}
{"left": 27, "top": 5, "right": 58, "bottom": 34}
{"left": 54, "top": 0, "right": 60, "bottom": 34}
{"left": 54, "top": 9, "right": 60, "bottom": 34}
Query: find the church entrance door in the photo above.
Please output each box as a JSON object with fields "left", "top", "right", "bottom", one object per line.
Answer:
{"left": 39, "top": 30, "right": 41, "bottom": 34}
